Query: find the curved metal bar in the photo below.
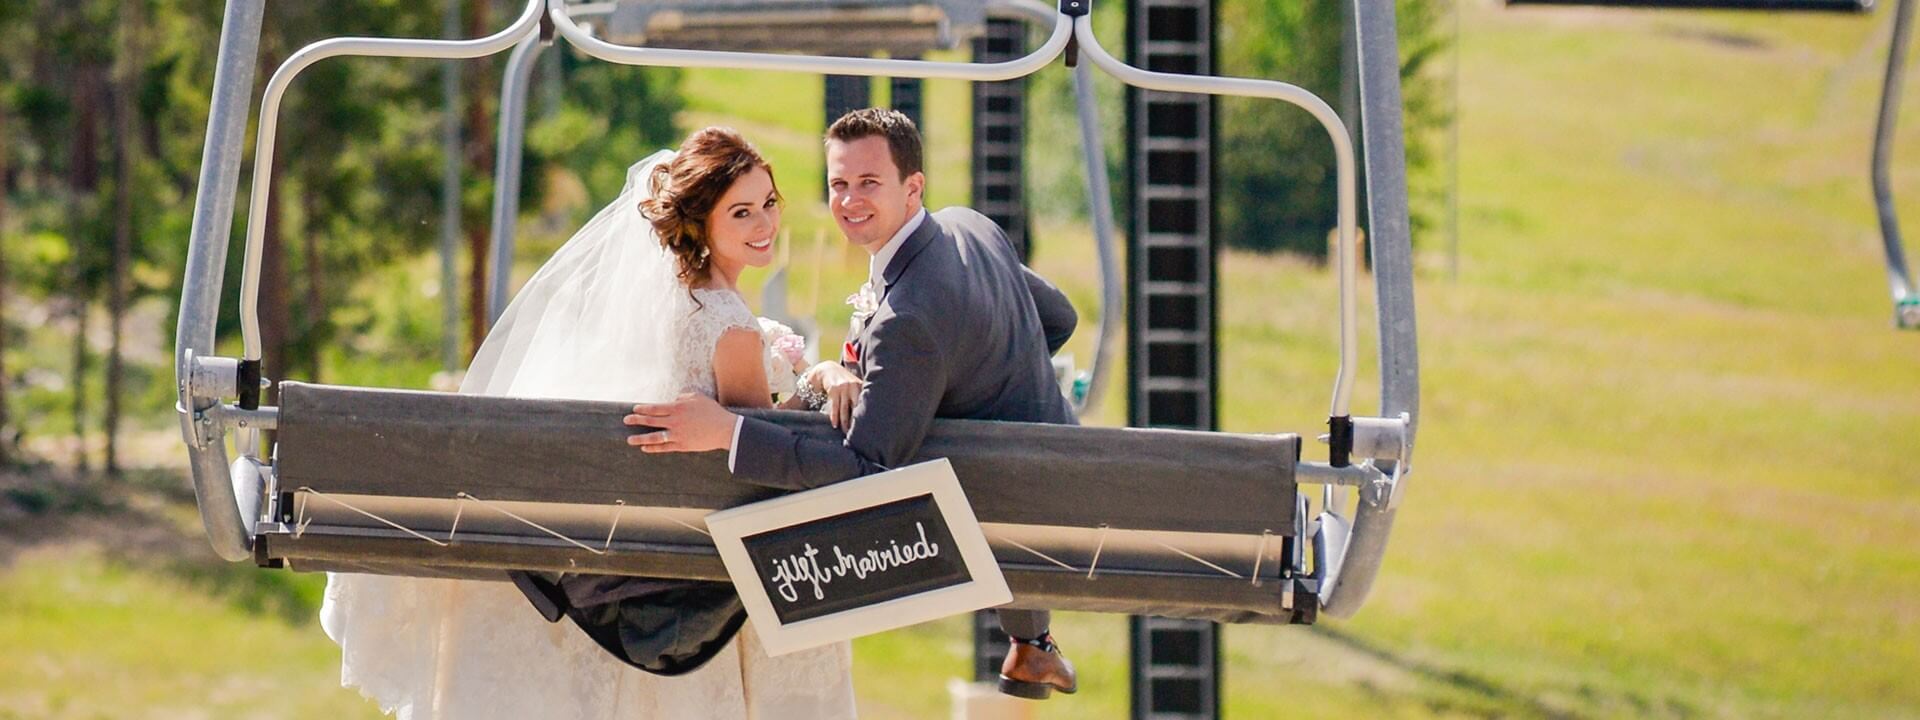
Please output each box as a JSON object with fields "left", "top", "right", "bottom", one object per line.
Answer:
{"left": 547, "top": 0, "right": 1072, "bottom": 81}
{"left": 1073, "top": 61, "right": 1121, "bottom": 416}
{"left": 484, "top": 0, "right": 1061, "bottom": 328}
{"left": 488, "top": 32, "right": 549, "bottom": 324}
{"left": 989, "top": 0, "right": 1116, "bottom": 414}
{"left": 238, "top": 0, "right": 546, "bottom": 361}
{"left": 177, "top": 0, "right": 266, "bottom": 563}
{"left": 1071, "top": 16, "right": 1359, "bottom": 421}
{"left": 1872, "top": 0, "right": 1920, "bottom": 328}
{"left": 1324, "top": 0, "right": 1421, "bottom": 617}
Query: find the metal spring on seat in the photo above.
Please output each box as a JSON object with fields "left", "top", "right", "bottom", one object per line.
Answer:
{"left": 458, "top": 492, "right": 604, "bottom": 555}
{"left": 1250, "top": 530, "right": 1272, "bottom": 587}
{"left": 296, "top": 487, "right": 448, "bottom": 547}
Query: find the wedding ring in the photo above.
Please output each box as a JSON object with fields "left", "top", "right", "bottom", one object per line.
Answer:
{"left": 659, "top": 430, "right": 670, "bottom": 443}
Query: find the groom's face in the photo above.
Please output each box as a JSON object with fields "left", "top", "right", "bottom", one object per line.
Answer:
{"left": 826, "top": 135, "right": 925, "bottom": 254}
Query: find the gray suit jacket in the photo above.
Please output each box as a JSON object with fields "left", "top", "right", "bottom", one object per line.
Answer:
{"left": 735, "top": 207, "right": 1077, "bottom": 489}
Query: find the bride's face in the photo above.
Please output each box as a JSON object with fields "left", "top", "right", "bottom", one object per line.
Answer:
{"left": 704, "top": 166, "right": 782, "bottom": 275}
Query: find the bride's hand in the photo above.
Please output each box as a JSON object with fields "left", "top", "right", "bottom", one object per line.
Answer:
{"left": 809, "top": 363, "right": 865, "bottom": 430}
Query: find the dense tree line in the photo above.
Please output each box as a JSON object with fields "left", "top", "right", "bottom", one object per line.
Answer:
{"left": 1217, "top": 0, "right": 1450, "bottom": 256}
{"left": 0, "top": 0, "right": 680, "bottom": 472}
{"left": 1025, "top": 0, "right": 1449, "bottom": 257}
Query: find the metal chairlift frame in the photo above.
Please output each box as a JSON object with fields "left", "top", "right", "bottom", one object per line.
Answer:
{"left": 1874, "top": 0, "right": 1920, "bottom": 328}
{"left": 174, "top": 0, "right": 1419, "bottom": 624}
{"left": 481, "top": 1, "right": 1126, "bottom": 415}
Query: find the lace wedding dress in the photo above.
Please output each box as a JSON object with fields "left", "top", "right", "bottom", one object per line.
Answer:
{"left": 319, "top": 152, "right": 856, "bottom": 719}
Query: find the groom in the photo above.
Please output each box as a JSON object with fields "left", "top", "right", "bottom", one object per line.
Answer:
{"left": 631, "top": 108, "right": 1081, "bottom": 699}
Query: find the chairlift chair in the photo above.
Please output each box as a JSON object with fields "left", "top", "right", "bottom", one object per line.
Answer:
{"left": 174, "top": 0, "right": 1421, "bottom": 629}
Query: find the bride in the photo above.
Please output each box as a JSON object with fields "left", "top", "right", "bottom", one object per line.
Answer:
{"left": 320, "top": 128, "right": 857, "bottom": 719}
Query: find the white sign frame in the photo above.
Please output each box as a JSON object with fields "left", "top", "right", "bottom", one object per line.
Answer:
{"left": 705, "top": 459, "right": 1011, "bottom": 656}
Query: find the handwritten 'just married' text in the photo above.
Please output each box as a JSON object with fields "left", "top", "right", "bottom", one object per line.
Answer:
{"left": 766, "top": 522, "right": 943, "bottom": 604}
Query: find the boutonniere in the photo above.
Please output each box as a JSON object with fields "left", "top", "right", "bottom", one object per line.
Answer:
{"left": 846, "top": 282, "right": 879, "bottom": 328}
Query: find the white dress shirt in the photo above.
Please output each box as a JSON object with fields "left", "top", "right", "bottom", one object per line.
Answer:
{"left": 727, "top": 208, "right": 929, "bottom": 471}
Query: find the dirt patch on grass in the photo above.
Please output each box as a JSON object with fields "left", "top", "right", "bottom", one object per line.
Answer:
{"left": 0, "top": 464, "right": 188, "bottom": 568}
{"left": 0, "top": 462, "right": 321, "bottom": 624}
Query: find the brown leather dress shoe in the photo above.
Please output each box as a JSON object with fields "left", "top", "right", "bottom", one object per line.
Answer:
{"left": 998, "top": 634, "right": 1078, "bottom": 699}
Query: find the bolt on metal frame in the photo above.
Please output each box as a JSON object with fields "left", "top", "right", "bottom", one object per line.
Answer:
{"left": 175, "top": 0, "right": 1418, "bottom": 616}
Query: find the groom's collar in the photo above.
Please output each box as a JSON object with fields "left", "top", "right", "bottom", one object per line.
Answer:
{"left": 879, "top": 208, "right": 937, "bottom": 290}
{"left": 868, "top": 207, "right": 927, "bottom": 287}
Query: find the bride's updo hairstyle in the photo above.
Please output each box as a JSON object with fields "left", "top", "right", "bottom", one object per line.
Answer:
{"left": 640, "top": 127, "right": 780, "bottom": 285}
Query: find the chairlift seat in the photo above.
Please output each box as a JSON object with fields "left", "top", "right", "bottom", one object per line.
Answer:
{"left": 260, "top": 382, "right": 1313, "bottom": 624}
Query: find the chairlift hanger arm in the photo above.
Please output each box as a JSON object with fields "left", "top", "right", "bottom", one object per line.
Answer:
{"left": 177, "top": 0, "right": 267, "bottom": 563}
{"left": 1068, "top": 16, "right": 1362, "bottom": 431}
{"left": 546, "top": 0, "right": 1072, "bottom": 81}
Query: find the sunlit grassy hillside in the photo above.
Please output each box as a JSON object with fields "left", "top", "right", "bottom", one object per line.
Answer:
{"left": 5, "top": 2, "right": 1919, "bottom": 719}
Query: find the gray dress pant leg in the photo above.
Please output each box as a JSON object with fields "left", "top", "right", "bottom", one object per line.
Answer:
{"left": 997, "top": 608, "right": 1049, "bottom": 640}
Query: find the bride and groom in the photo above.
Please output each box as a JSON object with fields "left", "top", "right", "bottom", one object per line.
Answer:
{"left": 322, "top": 108, "right": 1077, "bottom": 718}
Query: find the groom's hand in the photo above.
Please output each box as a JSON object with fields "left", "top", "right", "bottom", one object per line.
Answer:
{"left": 625, "top": 394, "right": 736, "bottom": 453}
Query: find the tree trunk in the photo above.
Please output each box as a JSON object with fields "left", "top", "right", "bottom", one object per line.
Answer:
{"left": 0, "top": 105, "right": 12, "bottom": 466}
{"left": 71, "top": 304, "right": 89, "bottom": 470}
{"left": 29, "top": 0, "right": 59, "bottom": 185}
{"left": 69, "top": 63, "right": 103, "bottom": 473}
{"left": 106, "top": 0, "right": 144, "bottom": 477}
{"left": 302, "top": 193, "right": 324, "bottom": 382}
{"left": 462, "top": 0, "right": 494, "bottom": 360}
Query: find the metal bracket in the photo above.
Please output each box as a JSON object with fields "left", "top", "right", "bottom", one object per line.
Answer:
{"left": 181, "top": 349, "right": 242, "bottom": 449}
{"left": 1060, "top": 0, "right": 1090, "bottom": 17}
{"left": 184, "top": 349, "right": 241, "bottom": 403}
{"left": 181, "top": 402, "right": 217, "bottom": 450}
{"left": 1361, "top": 413, "right": 1413, "bottom": 510}
{"left": 1310, "top": 507, "right": 1351, "bottom": 606}
{"left": 1289, "top": 577, "right": 1320, "bottom": 624}
{"left": 1313, "top": 414, "right": 1405, "bottom": 499}
{"left": 1344, "top": 412, "right": 1412, "bottom": 510}
{"left": 1350, "top": 413, "right": 1409, "bottom": 460}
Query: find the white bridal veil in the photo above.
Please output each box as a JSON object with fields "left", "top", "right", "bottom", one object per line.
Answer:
{"left": 460, "top": 149, "right": 692, "bottom": 403}
{"left": 321, "top": 148, "right": 859, "bottom": 719}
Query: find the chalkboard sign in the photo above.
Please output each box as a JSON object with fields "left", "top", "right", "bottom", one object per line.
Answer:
{"left": 740, "top": 493, "right": 971, "bottom": 623}
{"left": 706, "top": 459, "right": 1011, "bottom": 656}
